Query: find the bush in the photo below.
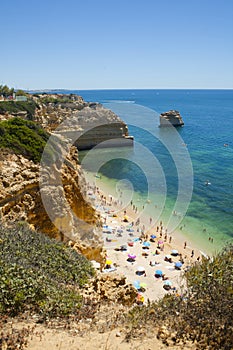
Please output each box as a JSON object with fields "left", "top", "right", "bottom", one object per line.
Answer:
{"left": 0, "top": 100, "right": 37, "bottom": 119}
{"left": 0, "top": 117, "right": 49, "bottom": 162}
{"left": 0, "top": 224, "right": 95, "bottom": 318}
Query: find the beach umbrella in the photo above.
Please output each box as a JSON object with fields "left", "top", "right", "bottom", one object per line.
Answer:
{"left": 128, "top": 254, "right": 136, "bottom": 260}
{"left": 175, "top": 261, "right": 183, "bottom": 269}
{"left": 163, "top": 280, "right": 172, "bottom": 290}
{"left": 120, "top": 245, "right": 127, "bottom": 251}
{"left": 163, "top": 280, "right": 172, "bottom": 286}
{"left": 171, "top": 249, "right": 179, "bottom": 256}
{"left": 133, "top": 280, "right": 141, "bottom": 290}
{"left": 158, "top": 240, "right": 164, "bottom": 245}
{"left": 165, "top": 254, "right": 172, "bottom": 259}
{"left": 127, "top": 228, "right": 134, "bottom": 232}
{"left": 103, "top": 226, "right": 113, "bottom": 233}
{"left": 155, "top": 269, "right": 163, "bottom": 276}
{"left": 150, "top": 234, "right": 157, "bottom": 239}
{"left": 91, "top": 260, "right": 101, "bottom": 269}
{"left": 137, "top": 266, "right": 145, "bottom": 273}
{"left": 137, "top": 293, "right": 145, "bottom": 303}
{"left": 143, "top": 241, "right": 151, "bottom": 247}
{"left": 105, "top": 259, "right": 112, "bottom": 266}
{"left": 117, "top": 228, "right": 123, "bottom": 233}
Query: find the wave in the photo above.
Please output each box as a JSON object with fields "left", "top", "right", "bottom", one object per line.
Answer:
{"left": 103, "top": 100, "right": 135, "bottom": 104}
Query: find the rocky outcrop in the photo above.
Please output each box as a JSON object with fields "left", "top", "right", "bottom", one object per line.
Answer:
{"left": 81, "top": 273, "right": 138, "bottom": 306}
{"left": 160, "top": 110, "right": 184, "bottom": 127}
{"left": 31, "top": 94, "right": 133, "bottom": 150}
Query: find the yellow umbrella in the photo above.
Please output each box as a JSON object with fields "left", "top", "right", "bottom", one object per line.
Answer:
{"left": 105, "top": 259, "right": 112, "bottom": 265}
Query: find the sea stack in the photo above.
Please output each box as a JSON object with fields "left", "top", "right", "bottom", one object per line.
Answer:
{"left": 160, "top": 110, "right": 184, "bottom": 127}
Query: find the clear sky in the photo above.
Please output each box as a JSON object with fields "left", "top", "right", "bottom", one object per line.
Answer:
{"left": 1, "top": 0, "right": 232, "bottom": 90}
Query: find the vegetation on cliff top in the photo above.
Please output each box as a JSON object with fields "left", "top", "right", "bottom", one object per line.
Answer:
{"left": 0, "top": 117, "right": 49, "bottom": 162}
{"left": 0, "top": 100, "right": 38, "bottom": 120}
{"left": 0, "top": 224, "right": 95, "bottom": 318}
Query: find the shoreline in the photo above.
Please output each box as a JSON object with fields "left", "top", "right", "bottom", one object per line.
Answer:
{"left": 84, "top": 171, "right": 211, "bottom": 302}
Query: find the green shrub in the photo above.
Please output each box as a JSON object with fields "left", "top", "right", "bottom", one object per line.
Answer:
{"left": 0, "top": 117, "right": 49, "bottom": 162}
{"left": 0, "top": 100, "right": 37, "bottom": 119}
{"left": 0, "top": 224, "right": 95, "bottom": 318}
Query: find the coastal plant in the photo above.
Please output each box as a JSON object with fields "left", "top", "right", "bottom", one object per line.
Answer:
{"left": 0, "top": 223, "right": 95, "bottom": 318}
{"left": 0, "top": 100, "right": 38, "bottom": 119}
{"left": 0, "top": 117, "right": 49, "bottom": 162}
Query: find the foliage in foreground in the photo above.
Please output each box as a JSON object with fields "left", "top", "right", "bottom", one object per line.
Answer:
{"left": 0, "top": 224, "right": 95, "bottom": 318}
{"left": 0, "top": 117, "right": 49, "bottom": 162}
{"left": 127, "top": 244, "right": 233, "bottom": 350}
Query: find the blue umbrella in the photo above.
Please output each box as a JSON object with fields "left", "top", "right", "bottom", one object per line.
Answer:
{"left": 155, "top": 269, "right": 163, "bottom": 276}
{"left": 133, "top": 280, "right": 141, "bottom": 290}
{"left": 143, "top": 241, "right": 151, "bottom": 247}
{"left": 175, "top": 261, "right": 183, "bottom": 268}
{"left": 150, "top": 234, "right": 156, "bottom": 239}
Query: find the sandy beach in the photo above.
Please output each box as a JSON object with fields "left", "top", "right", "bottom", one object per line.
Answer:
{"left": 84, "top": 173, "right": 207, "bottom": 303}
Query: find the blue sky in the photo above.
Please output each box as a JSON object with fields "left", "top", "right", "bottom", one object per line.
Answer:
{"left": 1, "top": 0, "right": 232, "bottom": 89}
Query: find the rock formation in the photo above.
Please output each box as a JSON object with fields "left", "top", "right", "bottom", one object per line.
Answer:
{"left": 0, "top": 93, "right": 134, "bottom": 268}
{"left": 32, "top": 94, "right": 134, "bottom": 149}
{"left": 160, "top": 110, "right": 184, "bottom": 127}
{"left": 0, "top": 147, "right": 105, "bottom": 268}
{"left": 81, "top": 273, "right": 138, "bottom": 306}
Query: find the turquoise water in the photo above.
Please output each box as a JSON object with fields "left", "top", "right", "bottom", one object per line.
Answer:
{"left": 59, "top": 89, "right": 233, "bottom": 254}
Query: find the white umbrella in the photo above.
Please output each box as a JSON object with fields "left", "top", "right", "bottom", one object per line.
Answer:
{"left": 137, "top": 266, "right": 145, "bottom": 272}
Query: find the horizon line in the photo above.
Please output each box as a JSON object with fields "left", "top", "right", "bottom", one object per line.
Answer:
{"left": 26, "top": 87, "right": 233, "bottom": 92}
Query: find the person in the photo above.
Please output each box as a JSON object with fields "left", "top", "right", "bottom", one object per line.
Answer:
{"left": 184, "top": 241, "right": 187, "bottom": 249}
{"left": 191, "top": 250, "right": 194, "bottom": 258}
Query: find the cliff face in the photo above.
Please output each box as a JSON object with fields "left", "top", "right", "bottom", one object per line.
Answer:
{"left": 32, "top": 95, "right": 133, "bottom": 149}
{"left": 0, "top": 93, "right": 133, "bottom": 267}
{"left": 0, "top": 147, "right": 105, "bottom": 267}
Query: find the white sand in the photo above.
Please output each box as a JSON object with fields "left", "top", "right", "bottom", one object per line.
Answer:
{"left": 85, "top": 175, "right": 206, "bottom": 303}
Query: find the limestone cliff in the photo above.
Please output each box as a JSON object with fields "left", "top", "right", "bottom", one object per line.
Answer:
{"left": 0, "top": 147, "right": 105, "bottom": 267}
{"left": 0, "top": 92, "right": 133, "bottom": 268}
{"left": 32, "top": 94, "right": 133, "bottom": 149}
{"left": 160, "top": 110, "right": 184, "bottom": 127}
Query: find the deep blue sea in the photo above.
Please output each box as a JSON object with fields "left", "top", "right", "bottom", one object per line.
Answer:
{"left": 53, "top": 89, "right": 233, "bottom": 254}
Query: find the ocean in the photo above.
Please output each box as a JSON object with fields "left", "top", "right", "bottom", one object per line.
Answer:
{"left": 55, "top": 89, "right": 233, "bottom": 255}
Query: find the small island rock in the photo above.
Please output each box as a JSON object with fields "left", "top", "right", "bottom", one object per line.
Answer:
{"left": 160, "top": 110, "right": 184, "bottom": 127}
